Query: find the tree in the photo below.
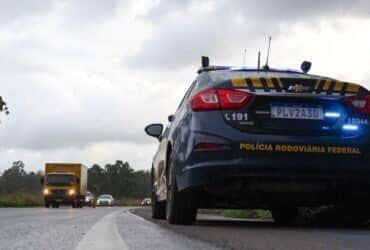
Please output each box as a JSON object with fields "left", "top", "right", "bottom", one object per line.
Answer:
{"left": 87, "top": 160, "right": 150, "bottom": 198}
{"left": 0, "top": 160, "right": 150, "bottom": 199}
{"left": 0, "top": 161, "right": 28, "bottom": 193}
{"left": 88, "top": 164, "right": 105, "bottom": 194}
{"left": 0, "top": 96, "right": 9, "bottom": 123}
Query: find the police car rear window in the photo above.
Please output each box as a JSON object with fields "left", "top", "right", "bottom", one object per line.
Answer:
{"left": 208, "top": 70, "right": 325, "bottom": 83}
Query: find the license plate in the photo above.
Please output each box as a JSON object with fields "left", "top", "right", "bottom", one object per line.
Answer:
{"left": 270, "top": 104, "right": 324, "bottom": 120}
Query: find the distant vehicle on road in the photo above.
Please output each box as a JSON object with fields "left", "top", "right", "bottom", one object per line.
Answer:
{"left": 146, "top": 56, "right": 370, "bottom": 225}
{"left": 141, "top": 198, "right": 151, "bottom": 206}
{"left": 96, "top": 194, "right": 114, "bottom": 206}
{"left": 41, "top": 163, "right": 88, "bottom": 208}
{"left": 85, "top": 191, "right": 95, "bottom": 206}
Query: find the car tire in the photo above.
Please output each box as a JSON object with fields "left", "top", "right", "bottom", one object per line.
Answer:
{"left": 322, "top": 205, "right": 370, "bottom": 226}
{"left": 151, "top": 168, "right": 166, "bottom": 219}
{"left": 271, "top": 207, "right": 298, "bottom": 225}
{"left": 166, "top": 153, "right": 197, "bottom": 225}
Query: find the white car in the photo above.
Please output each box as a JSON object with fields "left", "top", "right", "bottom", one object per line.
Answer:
{"left": 96, "top": 194, "right": 114, "bottom": 206}
{"left": 141, "top": 198, "right": 151, "bottom": 206}
{"left": 85, "top": 191, "right": 95, "bottom": 206}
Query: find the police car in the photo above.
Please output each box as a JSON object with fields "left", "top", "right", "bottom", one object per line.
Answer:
{"left": 145, "top": 57, "right": 370, "bottom": 225}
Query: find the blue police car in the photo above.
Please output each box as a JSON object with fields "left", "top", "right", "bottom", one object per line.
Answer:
{"left": 145, "top": 57, "right": 370, "bottom": 225}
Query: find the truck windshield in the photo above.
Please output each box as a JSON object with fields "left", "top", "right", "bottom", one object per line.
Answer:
{"left": 46, "top": 174, "right": 76, "bottom": 186}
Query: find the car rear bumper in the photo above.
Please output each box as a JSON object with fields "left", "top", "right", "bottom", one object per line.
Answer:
{"left": 179, "top": 124, "right": 370, "bottom": 185}
{"left": 177, "top": 148, "right": 370, "bottom": 207}
{"left": 96, "top": 201, "right": 112, "bottom": 206}
{"left": 179, "top": 154, "right": 370, "bottom": 185}
{"left": 172, "top": 110, "right": 370, "bottom": 206}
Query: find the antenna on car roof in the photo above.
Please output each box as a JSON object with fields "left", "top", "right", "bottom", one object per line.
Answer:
{"left": 243, "top": 48, "right": 247, "bottom": 66}
{"left": 263, "top": 36, "right": 272, "bottom": 70}
{"left": 257, "top": 50, "right": 261, "bottom": 70}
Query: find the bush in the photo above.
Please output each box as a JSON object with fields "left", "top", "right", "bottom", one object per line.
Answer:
{"left": 114, "top": 197, "right": 142, "bottom": 206}
{"left": 0, "top": 194, "right": 44, "bottom": 207}
{"left": 222, "top": 209, "right": 271, "bottom": 219}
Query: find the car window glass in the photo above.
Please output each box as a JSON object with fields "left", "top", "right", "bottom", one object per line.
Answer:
{"left": 177, "top": 81, "right": 196, "bottom": 110}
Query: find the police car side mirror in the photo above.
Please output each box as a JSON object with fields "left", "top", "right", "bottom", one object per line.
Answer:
{"left": 145, "top": 123, "right": 163, "bottom": 140}
{"left": 301, "top": 61, "right": 312, "bottom": 74}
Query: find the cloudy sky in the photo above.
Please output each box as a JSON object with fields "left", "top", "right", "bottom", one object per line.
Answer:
{"left": 0, "top": 0, "right": 369, "bottom": 172}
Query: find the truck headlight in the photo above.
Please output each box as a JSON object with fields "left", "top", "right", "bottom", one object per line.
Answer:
{"left": 43, "top": 188, "right": 50, "bottom": 195}
{"left": 68, "top": 189, "right": 76, "bottom": 196}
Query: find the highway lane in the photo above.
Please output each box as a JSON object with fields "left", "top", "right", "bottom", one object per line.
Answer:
{"left": 133, "top": 208, "right": 370, "bottom": 250}
{"left": 0, "top": 207, "right": 216, "bottom": 250}
{"left": 0, "top": 207, "right": 120, "bottom": 250}
{"left": 2, "top": 207, "right": 370, "bottom": 250}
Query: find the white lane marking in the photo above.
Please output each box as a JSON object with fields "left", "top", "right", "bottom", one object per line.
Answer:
{"left": 76, "top": 210, "right": 128, "bottom": 250}
{"left": 117, "top": 210, "right": 220, "bottom": 250}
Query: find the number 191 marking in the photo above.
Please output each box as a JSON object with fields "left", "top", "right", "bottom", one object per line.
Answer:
{"left": 224, "top": 112, "right": 248, "bottom": 121}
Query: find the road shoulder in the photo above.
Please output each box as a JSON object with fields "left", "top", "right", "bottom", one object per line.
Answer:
{"left": 116, "top": 208, "right": 220, "bottom": 250}
{"left": 76, "top": 210, "right": 128, "bottom": 250}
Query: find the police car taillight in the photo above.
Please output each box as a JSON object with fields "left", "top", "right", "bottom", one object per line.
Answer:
{"left": 190, "top": 89, "right": 220, "bottom": 111}
{"left": 190, "top": 88, "right": 252, "bottom": 111}
{"left": 344, "top": 95, "right": 370, "bottom": 115}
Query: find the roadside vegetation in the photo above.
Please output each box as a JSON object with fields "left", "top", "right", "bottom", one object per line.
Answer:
{"left": 114, "top": 198, "right": 142, "bottom": 207}
{"left": 199, "top": 209, "right": 272, "bottom": 220}
{"left": 0, "top": 194, "right": 44, "bottom": 207}
{"left": 222, "top": 209, "right": 271, "bottom": 219}
{"left": 0, "top": 160, "right": 150, "bottom": 207}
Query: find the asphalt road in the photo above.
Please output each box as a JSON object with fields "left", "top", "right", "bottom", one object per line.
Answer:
{"left": 1, "top": 207, "right": 370, "bottom": 250}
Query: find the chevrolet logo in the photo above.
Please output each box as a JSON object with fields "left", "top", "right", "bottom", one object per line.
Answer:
{"left": 288, "top": 84, "right": 311, "bottom": 93}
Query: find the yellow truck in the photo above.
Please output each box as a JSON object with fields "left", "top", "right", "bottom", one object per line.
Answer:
{"left": 41, "top": 163, "right": 88, "bottom": 208}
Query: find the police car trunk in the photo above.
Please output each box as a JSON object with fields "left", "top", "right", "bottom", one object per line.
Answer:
{"left": 208, "top": 70, "right": 369, "bottom": 138}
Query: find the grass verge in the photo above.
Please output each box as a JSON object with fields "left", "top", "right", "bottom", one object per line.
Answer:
{"left": 199, "top": 209, "right": 272, "bottom": 219}
{"left": 0, "top": 194, "right": 144, "bottom": 207}
{"left": 0, "top": 194, "right": 44, "bottom": 207}
{"left": 222, "top": 209, "right": 271, "bottom": 219}
{"left": 114, "top": 197, "right": 142, "bottom": 206}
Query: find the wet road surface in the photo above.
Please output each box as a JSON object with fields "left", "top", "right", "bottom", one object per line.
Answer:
{"left": 1, "top": 207, "right": 370, "bottom": 250}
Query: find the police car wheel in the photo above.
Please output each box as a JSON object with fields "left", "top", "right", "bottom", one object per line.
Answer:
{"left": 326, "top": 206, "right": 370, "bottom": 226}
{"left": 271, "top": 207, "right": 298, "bottom": 225}
{"left": 151, "top": 168, "right": 166, "bottom": 219}
{"left": 166, "top": 153, "right": 197, "bottom": 225}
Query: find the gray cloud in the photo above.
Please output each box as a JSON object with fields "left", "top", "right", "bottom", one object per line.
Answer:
{"left": 0, "top": 0, "right": 54, "bottom": 24}
{"left": 128, "top": 0, "right": 370, "bottom": 70}
{"left": 0, "top": 0, "right": 125, "bottom": 27}
{"left": 61, "top": 0, "right": 123, "bottom": 25}
{"left": 0, "top": 77, "right": 171, "bottom": 150}
{"left": 146, "top": 0, "right": 370, "bottom": 21}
